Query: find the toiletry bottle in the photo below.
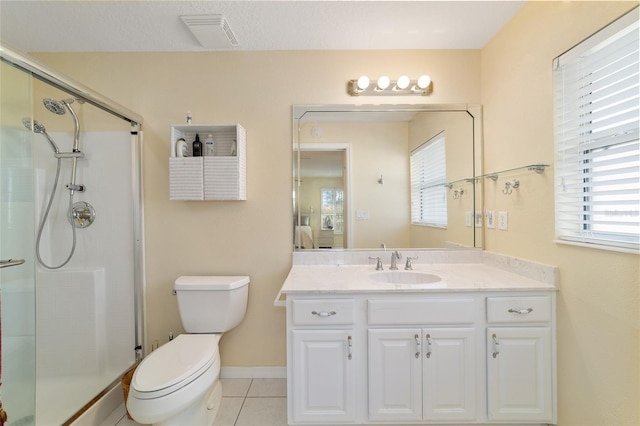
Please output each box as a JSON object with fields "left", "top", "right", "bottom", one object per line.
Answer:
{"left": 230, "top": 139, "right": 237, "bottom": 156}
{"left": 205, "top": 134, "right": 215, "bottom": 156}
{"left": 192, "top": 133, "right": 202, "bottom": 157}
{"left": 176, "top": 138, "right": 188, "bottom": 157}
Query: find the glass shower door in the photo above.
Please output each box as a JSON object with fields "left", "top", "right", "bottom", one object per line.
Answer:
{"left": 0, "top": 61, "right": 37, "bottom": 425}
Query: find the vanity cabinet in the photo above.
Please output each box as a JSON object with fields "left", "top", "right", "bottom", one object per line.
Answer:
{"left": 288, "top": 299, "right": 358, "bottom": 424}
{"left": 285, "top": 291, "right": 556, "bottom": 426}
{"left": 169, "top": 124, "right": 246, "bottom": 200}
{"left": 486, "top": 296, "right": 554, "bottom": 423}
{"left": 368, "top": 327, "right": 476, "bottom": 422}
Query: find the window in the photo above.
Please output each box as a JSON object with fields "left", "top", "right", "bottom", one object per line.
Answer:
{"left": 411, "top": 132, "right": 447, "bottom": 227}
{"left": 320, "top": 188, "right": 343, "bottom": 234}
{"left": 553, "top": 8, "right": 639, "bottom": 252}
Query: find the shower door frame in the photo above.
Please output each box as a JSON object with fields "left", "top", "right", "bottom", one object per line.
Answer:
{"left": 0, "top": 42, "right": 146, "bottom": 420}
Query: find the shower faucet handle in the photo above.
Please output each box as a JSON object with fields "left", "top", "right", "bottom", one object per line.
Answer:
{"left": 405, "top": 256, "right": 418, "bottom": 270}
{"left": 369, "top": 256, "right": 383, "bottom": 270}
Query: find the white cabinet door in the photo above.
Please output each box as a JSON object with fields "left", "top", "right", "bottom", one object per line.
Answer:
{"left": 368, "top": 329, "right": 422, "bottom": 421}
{"left": 487, "top": 327, "right": 553, "bottom": 422}
{"left": 290, "top": 330, "right": 356, "bottom": 424}
{"left": 423, "top": 328, "right": 476, "bottom": 421}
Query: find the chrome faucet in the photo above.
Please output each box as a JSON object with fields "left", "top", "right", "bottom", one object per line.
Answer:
{"left": 390, "top": 251, "right": 402, "bottom": 270}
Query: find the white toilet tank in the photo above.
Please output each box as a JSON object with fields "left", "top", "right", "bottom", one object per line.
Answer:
{"left": 174, "top": 276, "right": 250, "bottom": 333}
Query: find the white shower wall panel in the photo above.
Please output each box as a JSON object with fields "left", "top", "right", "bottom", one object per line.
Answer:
{"left": 36, "top": 268, "right": 106, "bottom": 376}
{"left": 33, "top": 130, "right": 136, "bottom": 377}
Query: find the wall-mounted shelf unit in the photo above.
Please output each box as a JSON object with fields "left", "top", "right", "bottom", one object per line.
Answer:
{"left": 440, "top": 165, "right": 549, "bottom": 189}
{"left": 483, "top": 164, "right": 549, "bottom": 181}
{"left": 169, "top": 124, "right": 246, "bottom": 200}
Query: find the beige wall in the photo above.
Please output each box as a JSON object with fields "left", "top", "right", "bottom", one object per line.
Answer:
{"left": 33, "top": 49, "right": 480, "bottom": 368}
{"left": 30, "top": 2, "right": 639, "bottom": 423}
{"left": 481, "top": 1, "right": 639, "bottom": 425}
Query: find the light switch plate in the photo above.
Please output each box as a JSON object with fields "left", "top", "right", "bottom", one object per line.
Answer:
{"left": 498, "top": 211, "right": 508, "bottom": 230}
{"left": 475, "top": 211, "right": 483, "bottom": 227}
{"left": 485, "top": 210, "right": 495, "bottom": 229}
{"left": 356, "top": 210, "right": 369, "bottom": 220}
{"left": 465, "top": 211, "right": 473, "bottom": 227}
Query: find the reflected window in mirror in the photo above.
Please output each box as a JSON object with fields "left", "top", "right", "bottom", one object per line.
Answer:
{"left": 411, "top": 132, "right": 447, "bottom": 228}
{"left": 321, "top": 188, "right": 344, "bottom": 234}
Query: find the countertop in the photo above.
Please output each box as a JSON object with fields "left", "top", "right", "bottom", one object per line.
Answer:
{"left": 276, "top": 262, "right": 557, "bottom": 305}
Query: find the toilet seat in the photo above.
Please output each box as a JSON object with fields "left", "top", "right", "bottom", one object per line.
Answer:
{"left": 132, "top": 334, "right": 221, "bottom": 399}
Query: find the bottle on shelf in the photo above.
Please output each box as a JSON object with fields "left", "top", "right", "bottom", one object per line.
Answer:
{"left": 205, "top": 134, "right": 215, "bottom": 156}
{"left": 176, "top": 138, "right": 188, "bottom": 157}
{"left": 192, "top": 133, "right": 203, "bottom": 157}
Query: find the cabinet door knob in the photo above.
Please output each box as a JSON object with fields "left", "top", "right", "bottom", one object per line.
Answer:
{"left": 311, "top": 310, "right": 336, "bottom": 317}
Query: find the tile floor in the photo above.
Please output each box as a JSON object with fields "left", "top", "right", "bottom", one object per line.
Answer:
{"left": 113, "top": 378, "right": 288, "bottom": 426}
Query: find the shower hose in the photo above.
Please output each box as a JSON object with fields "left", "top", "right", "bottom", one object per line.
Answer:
{"left": 36, "top": 157, "right": 77, "bottom": 269}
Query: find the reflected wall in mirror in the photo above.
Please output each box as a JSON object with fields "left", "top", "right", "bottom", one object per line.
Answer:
{"left": 293, "top": 105, "right": 483, "bottom": 251}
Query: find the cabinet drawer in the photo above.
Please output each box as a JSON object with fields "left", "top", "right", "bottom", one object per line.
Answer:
{"left": 291, "top": 299, "right": 355, "bottom": 326}
{"left": 486, "top": 296, "right": 551, "bottom": 323}
{"left": 368, "top": 298, "right": 476, "bottom": 325}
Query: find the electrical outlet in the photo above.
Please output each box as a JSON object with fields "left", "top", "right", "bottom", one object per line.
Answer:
{"left": 498, "top": 211, "right": 508, "bottom": 230}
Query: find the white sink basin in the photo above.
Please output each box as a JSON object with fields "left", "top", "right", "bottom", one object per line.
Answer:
{"left": 369, "top": 270, "right": 442, "bottom": 285}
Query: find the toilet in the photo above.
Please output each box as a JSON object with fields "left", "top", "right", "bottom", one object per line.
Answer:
{"left": 127, "top": 275, "right": 250, "bottom": 425}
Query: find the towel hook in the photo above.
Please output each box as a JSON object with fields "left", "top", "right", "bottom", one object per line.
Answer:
{"left": 502, "top": 179, "right": 520, "bottom": 195}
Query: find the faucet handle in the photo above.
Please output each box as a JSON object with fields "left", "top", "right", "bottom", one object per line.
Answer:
{"left": 405, "top": 256, "right": 418, "bottom": 270}
{"left": 369, "top": 256, "right": 383, "bottom": 270}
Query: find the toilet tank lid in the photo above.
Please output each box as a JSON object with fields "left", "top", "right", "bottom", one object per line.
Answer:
{"left": 174, "top": 275, "right": 250, "bottom": 290}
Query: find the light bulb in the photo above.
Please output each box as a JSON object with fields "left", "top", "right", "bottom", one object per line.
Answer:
{"left": 396, "top": 75, "right": 410, "bottom": 90}
{"left": 376, "top": 76, "right": 390, "bottom": 91}
{"left": 356, "top": 76, "right": 370, "bottom": 90}
{"left": 417, "top": 75, "right": 431, "bottom": 89}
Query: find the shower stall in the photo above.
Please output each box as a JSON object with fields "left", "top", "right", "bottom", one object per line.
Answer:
{"left": 0, "top": 45, "right": 145, "bottom": 425}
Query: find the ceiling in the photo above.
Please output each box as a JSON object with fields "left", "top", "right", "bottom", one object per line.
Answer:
{"left": 0, "top": 1, "right": 525, "bottom": 53}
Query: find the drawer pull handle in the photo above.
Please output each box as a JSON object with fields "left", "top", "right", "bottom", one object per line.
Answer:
{"left": 492, "top": 333, "right": 500, "bottom": 358}
{"left": 311, "top": 310, "right": 337, "bottom": 317}
{"left": 508, "top": 308, "right": 533, "bottom": 315}
{"left": 425, "top": 334, "right": 432, "bottom": 359}
{"left": 414, "top": 334, "right": 420, "bottom": 358}
{"left": 347, "top": 335, "right": 353, "bottom": 360}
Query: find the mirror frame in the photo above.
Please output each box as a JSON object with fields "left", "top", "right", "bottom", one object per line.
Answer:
{"left": 293, "top": 104, "right": 483, "bottom": 251}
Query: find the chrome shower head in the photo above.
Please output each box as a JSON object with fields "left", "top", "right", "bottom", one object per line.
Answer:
{"left": 43, "top": 98, "right": 68, "bottom": 115}
{"left": 22, "top": 118, "right": 46, "bottom": 134}
{"left": 22, "top": 118, "right": 60, "bottom": 154}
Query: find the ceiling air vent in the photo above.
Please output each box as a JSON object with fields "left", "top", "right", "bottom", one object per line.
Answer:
{"left": 180, "top": 14, "right": 239, "bottom": 48}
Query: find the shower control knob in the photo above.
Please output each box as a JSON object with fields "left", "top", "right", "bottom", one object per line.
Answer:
{"left": 69, "top": 201, "right": 96, "bottom": 228}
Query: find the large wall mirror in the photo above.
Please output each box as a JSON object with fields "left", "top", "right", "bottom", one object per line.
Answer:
{"left": 293, "top": 104, "right": 483, "bottom": 251}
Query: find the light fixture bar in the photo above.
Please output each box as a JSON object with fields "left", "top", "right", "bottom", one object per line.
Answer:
{"left": 348, "top": 75, "right": 433, "bottom": 96}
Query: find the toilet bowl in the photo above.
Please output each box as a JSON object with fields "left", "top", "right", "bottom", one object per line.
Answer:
{"left": 127, "top": 276, "right": 249, "bottom": 426}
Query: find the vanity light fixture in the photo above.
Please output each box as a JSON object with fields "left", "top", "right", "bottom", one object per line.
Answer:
{"left": 348, "top": 74, "right": 433, "bottom": 96}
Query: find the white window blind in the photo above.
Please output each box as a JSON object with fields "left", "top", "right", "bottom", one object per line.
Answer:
{"left": 411, "top": 132, "right": 447, "bottom": 227}
{"left": 553, "top": 8, "right": 640, "bottom": 252}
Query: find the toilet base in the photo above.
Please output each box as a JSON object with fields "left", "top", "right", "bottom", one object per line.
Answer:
{"left": 154, "top": 380, "right": 222, "bottom": 426}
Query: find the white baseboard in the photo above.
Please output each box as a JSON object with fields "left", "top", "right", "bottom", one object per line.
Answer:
{"left": 221, "top": 366, "right": 287, "bottom": 379}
